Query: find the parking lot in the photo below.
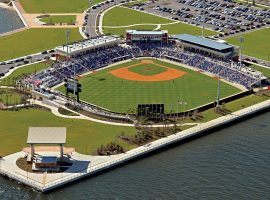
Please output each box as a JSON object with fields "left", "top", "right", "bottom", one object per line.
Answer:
{"left": 0, "top": 50, "right": 55, "bottom": 76}
{"left": 129, "top": 0, "right": 270, "bottom": 37}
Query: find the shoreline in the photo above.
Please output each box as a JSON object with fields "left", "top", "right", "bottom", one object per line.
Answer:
{"left": 0, "top": 96, "right": 269, "bottom": 192}
{"left": 0, "top": 2, "right": 13, "bottom": 10}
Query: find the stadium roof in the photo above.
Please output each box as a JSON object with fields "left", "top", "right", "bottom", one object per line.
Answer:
{"left": 55, "top": 35, "right": 120, "bottom": 56}
{"left": 127, "top": 30, "right": 168, "bottom": 35}
{"left": 27, "top": 127, "right": 66, "bottom": 144}
{"left": 173, "top": 34, "right": 233, "bottom": 51}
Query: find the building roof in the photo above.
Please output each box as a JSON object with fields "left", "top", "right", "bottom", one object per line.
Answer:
{"left": 173, "top": 34, "right": 233, "bottom": 51}
{"left": 55, "top": 35, "right": 120, "bottom": 56}
{"left": 127, "top": 30, "right": 168, "bottom": 35}
{"left": 27, "top": 127, "right": 66, "bottom": 144}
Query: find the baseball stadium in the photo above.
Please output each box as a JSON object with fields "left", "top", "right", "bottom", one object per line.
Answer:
{"left": 0, "top": 0, "right": 270, "bottom": 195}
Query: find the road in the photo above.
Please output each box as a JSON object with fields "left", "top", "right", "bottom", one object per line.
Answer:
{"left": 0, "top": 0, "right": 126, "bottom": 75}
{"left": 84, "top": 0, "right": 125, "bottom": 37}
{"left": 0, "top": 0, "right": 269, "bottom": 75}
{"left": 0, "top": 51, "right": 55, "bottom": 75}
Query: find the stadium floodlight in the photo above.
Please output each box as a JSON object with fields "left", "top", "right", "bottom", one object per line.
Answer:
{"left": 216, "top": 68, "right": 221, "bottom": 107}
{"left": 239, "top": 37, "right": 244, "bottom": 70}
{"left": 66, "top": 29, "right": 70, "bottom": 58}
{"left": 88, "top": 0, "right": 93, "bottom": 38}
{"left": 201, "top": 0, "right": 206, "bottom": 37}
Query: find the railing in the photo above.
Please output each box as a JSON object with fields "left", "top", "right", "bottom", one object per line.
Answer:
{"left": 43, "top": 99, "right": 270, "bottom": 191}
{"left": 1, "top": 99, "right": 269, "bottom": 192}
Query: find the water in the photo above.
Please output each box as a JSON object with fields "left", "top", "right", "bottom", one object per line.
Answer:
{"left": 0, "top": 112, "right": 270, "bottom": 199}
{"left": 0, "top": 7, "right": 24, "bottom": 34}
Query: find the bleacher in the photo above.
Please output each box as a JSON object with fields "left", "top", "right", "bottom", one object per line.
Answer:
{"left": 24, "top": 42, "right": 264, "bottom": 92}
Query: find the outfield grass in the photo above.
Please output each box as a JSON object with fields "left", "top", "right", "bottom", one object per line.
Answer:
{"left": 0, "top": 28, "right": 82, "bottom": 62}
{"left": 0, "top": 108, "right": 136, "bottom": 156}
{"left": 20, "top": 0, "right": 104, "bottom": 13}
{"left": 226, "top": 28, "right": 270, "bottom": 61}
{"left": 0, "top": 62, "right": 50, "bottom": 86}
{"left": 40, "top": 15, "right": 77, "bottom": 24}
{"left": 103, "top": 6, "right": 216, "bottom": 36}
{"left": 59, "top": 59, "right": 240, "bottom": 113}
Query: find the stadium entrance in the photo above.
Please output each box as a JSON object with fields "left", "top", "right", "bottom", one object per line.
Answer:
{"left": 126, "top": 30, "right": 168, "bottom": 45}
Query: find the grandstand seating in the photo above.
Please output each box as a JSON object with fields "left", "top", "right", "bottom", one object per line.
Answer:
{"left": 24, "top": 42, "right": 262, "bottom": 91}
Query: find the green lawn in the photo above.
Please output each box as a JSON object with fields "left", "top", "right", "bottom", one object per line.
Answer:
{"left": 0, "top": 89, "right": 22, "bottom": 106}
{"left": 104, "top": 25, "right": 158, "bottom": 36}
{"left": 159, "top": 23, "right": 215, "bottom": 36}
{"left": 103, "top": 6, "right": 216, "bottom": 36}
{"left": 249, "top": 64, "right": 270, "bottom": 78}
{"left": 59, "top": 59, "right": 240, "bottom": 113}
{"left": 103, "top": 6, "right": 172, "bottom": 27}
{"left": 0, "top": 108, "right": 136, "bottom": 156}
{"left": 226, "top": 28, "right": 270, "bottom": 61}
{"left": 20, "top": 0, "right": 104, "bottom": 13}
{"left": 40, "top": 15, "right": 77, "bottom": 24}
{"left": 0, "top": 62, "right": 49, "bottom": 86}
{"left": 0, "top": 28, "right": 82, "bottom": 62}
{"left": 129, "top": 63, "right": 166, "bottom": 76}
{"left": 183, "top": 92, "right": 270, "bottom": 123}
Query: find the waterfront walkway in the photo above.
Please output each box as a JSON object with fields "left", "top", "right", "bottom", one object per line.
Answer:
{"left": 1, "top": 97, "right": 270, "bottom": 192}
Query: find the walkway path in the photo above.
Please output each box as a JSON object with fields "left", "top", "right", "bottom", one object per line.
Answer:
{"left": 1, "top": 97, "right": 270, "bottom": 192}
{"left": 30, "top": 99, "right": 200, "bottom": 127}
{"left": 102, "top": 21, "right": 179, "bottom": 28}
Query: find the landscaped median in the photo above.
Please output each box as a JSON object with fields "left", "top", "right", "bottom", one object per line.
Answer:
{"left": 102, "top": 6, "right": 217, "bottom": 36}
{"left": 0, "top": 28, "right": 82, "bottom": 62}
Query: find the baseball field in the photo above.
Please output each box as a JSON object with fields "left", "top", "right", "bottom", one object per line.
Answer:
{"left": 59, "top": 59, "right": 241, "bottom": 113}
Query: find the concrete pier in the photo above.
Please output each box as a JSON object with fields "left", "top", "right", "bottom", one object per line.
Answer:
{"left": 1, "top": 98, "right": 270, "bottom": 192}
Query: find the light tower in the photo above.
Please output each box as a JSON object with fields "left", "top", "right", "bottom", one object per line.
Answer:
{"left": 239, "top": 36, "right": 244, "bottom": 70}
{"left": 216, "top": 72, "right": 221, "bottom": 107}
{"left": 88, "top": 0, "right": 93, "bottom": 38}
{"left": 201, "top": 0, "right": 206, "bottom": 37}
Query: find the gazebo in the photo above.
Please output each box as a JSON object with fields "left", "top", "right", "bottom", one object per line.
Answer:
{"left": 27, "top": 127, "right": 67, "bottom": 161}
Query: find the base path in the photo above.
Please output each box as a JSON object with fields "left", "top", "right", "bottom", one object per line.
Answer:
{"left": 110, "top": 60, "right": 186, "bottom": 82}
